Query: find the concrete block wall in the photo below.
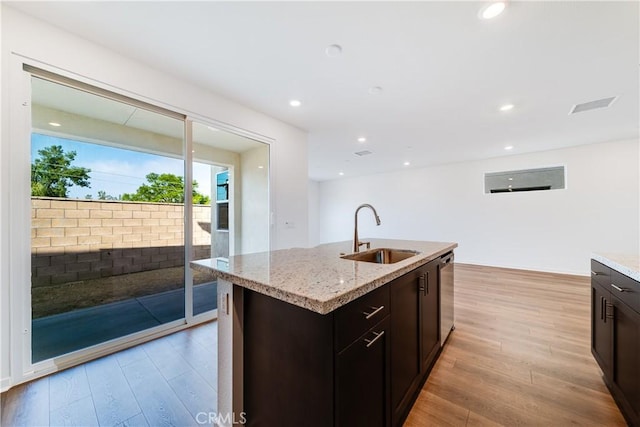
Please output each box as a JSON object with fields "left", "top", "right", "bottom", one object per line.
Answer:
{"left": 31, "top": 197, "right": 212, "bottom": 287}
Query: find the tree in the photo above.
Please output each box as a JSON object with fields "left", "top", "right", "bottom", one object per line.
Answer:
{"left": 31, "top": 145, "right": 91, "bottom": 198}
{"left": 121, "top": 173, "right": 210, "bottom": 205}
{"left": 97, "top": 190, "right": 120, "bottom": 201}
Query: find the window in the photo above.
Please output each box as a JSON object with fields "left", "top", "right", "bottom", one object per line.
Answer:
{"left": 484, "top": 166, "right": 565, "bottom": 194}
{"left": 216, "top": 170, "right": 229, "bottom": 231}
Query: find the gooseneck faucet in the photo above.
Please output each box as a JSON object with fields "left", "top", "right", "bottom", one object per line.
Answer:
{"left": 353, "top": 203, "right": 381, "bottom": 253}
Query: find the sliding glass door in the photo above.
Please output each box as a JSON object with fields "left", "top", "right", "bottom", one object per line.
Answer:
{"left": 30, "top": 76, "right": 190, "bottom": 361}
{"left": 189, "top": 121, "right": 271, "bottom": 318}
{"left": 25, "top": 67, "right": 271, "bottom": 369}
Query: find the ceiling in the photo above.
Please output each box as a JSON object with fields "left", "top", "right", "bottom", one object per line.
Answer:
{"left": 8, "top": 1, "right": 639, "bottom": 181}
{"left": 32, "top": 76, "right": 262, "bottom": 154}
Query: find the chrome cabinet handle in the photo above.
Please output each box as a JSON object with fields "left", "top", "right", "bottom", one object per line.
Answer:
{"left": 364, "top": 330, "right": 385, "bottom": 348}
{"left": 611, "top": 284, "right": 627, "bottom": 292}
{"left": 600, "top": 296, "right": 604, "bottom": 320}
{"left": 363, "top": 305, "right": 384, "bottom": 320}
{"left": 606, "top": 302, "right": 614, "bottom": 320}
{"left": 591, "top": 270, "right": 600, "bottom": 276}
{"left": 419, "top": 272, "right": 429, "bottom": 295}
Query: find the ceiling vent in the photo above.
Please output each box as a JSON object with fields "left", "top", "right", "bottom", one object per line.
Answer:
{"left": 569, "top": 96, "right": 617, "bottom": 114}
{"left": 354, "top": 150, "right": 373, "bottom": 156}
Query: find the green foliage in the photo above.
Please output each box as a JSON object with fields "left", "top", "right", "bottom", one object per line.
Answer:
{"left": 97, "top": 190, "right": 120, "bottom": 201}
{"left": 31, "top": 145, "right": 91, "bottom": 198}
{"left": 121, "top": 173, "right": 210, "bottom": 205}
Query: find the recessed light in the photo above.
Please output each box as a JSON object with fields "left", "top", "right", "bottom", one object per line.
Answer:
{"left": 504, "top": 145, "right": 514, "bottom": 150}
{"left": 499, "top": 104, "right": 514, "bottom": 112}
{"left": 368, "top": 86, "right": 383, "bottom": 95}
{"left": 339, "top": 172, "right": 344, "bottom": 176}
{"left": 325, "top": 44, "right": 342, "bottom": 58}
{"left": 357, "top": 137, "right": 367, "bottom": 143}
{"left": 207, "top": 126, "right": 219, "bottom": 132}
{"left": 289, "top": 99, "right": 301, "bottom": 107}
{"left": 479, "top": 2, "right": 506, "bottom": 20}
{"left": 48, "top": 122, "right": 61, "bottom": 127}
{"left": 403, "top": 161, "right": 411, "bottom": 166}
{"left": 258, "top": 165, "right": 264, "bottom": 169}
{"left": 508, "top": 177, "right": 514, "bottom": 181}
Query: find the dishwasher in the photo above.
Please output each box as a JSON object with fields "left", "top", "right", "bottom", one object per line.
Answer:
{"left": 440, "top": 252, "right": 455, "bottom": 346}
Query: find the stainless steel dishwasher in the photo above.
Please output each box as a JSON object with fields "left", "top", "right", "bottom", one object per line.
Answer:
{"left": 440, "top": 252, "right": 455, "bottom": 346}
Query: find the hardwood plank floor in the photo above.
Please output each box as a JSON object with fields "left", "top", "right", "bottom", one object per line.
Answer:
{"left": 0, "top": 322, "right": 218, "bottom": 427}
{"left": 405, "top": 264, "right": 626, "bottom": 426}
{"left": 1, "top": 264, "right": 626, "bottom": 426}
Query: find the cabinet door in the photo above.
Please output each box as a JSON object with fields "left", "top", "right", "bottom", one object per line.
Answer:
{"left": 420, "top": 260, "right": 440, "bottom": 373}
{"left": 336, "top": 317, "right": 391, "bottom": 427}
{"left": 390, "top": 269, "right": 421, "bottom": 425}
{"left": 612, "top": 296, "right": 640, "bottom": 424}
{"left": 591, "top": 280, "right": 612, "bottom": 377}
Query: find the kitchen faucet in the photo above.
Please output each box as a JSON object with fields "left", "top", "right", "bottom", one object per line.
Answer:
{"left": 353, "top": 203, "right": 381, "bottom": 253}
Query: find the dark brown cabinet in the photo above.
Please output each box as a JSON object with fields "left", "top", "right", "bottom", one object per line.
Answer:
{"left": 591, "top": 279, "right": 612, "bottom": 377}
{"left": 611, "top": 295, "right": 640, "bottom": 426}
{"left": 591, "top": 259, "right": 640, "bottom": 426}
{"left": 420, "top": 260, "right": 440, "bottom": 373}
{"left": 242, "top": 257, "right": 446, "bottom": 427}
{"left": 390, "top": 259, "right": 440, "bottom": 426}
{"left": 336, "top": 317, "right": 391, "bottom": 427}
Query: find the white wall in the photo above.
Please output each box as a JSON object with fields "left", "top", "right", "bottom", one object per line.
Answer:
{"left": 0, "top": 4, "right": 7, "bottom": 391}
{"left": 240, "top": 146, "right": 270, "bottom": 254}
{"left": 318, "top": 139, "right": 640, "bottom": 276}
{"left": 308, "top": 180, "right": 320, "bottom": 247}
{"left": 1, "top": 5, "right": 308, "bottom": 389}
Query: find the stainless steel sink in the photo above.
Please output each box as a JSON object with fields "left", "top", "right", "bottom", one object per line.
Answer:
{"left": 341, "top": 248, "right": 420, "bottom": 264}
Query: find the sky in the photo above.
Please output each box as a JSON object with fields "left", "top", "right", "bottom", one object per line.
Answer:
{"left": 32, "top": 133, "right": 213, "bottom": 199}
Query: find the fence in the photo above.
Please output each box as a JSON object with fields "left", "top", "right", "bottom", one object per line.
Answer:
{"left": 31, "top": 197, "right": 212, "bottom": 287}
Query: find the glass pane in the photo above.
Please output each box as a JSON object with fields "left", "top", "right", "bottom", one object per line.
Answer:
{"left": 30, "top": 77, "right": 186, "bottom": 362}
{"left": 190, "top": 122, "right": 270, "bottom": 316}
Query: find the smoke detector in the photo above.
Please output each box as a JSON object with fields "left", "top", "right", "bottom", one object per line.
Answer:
{"left": 569, "top": 96, "right": 617, "bottom": 114}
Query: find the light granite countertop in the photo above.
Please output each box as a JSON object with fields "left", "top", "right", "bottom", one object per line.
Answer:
{"left": 191, "top": 239, "right": 457, "bottom": 314}
{"left": 592, "top": 253, "right": 640, "bottom": 282}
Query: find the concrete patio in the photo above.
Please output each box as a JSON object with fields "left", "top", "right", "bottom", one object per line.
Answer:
{"left": 32, "top": 281, "right": 217, "bottom": 362}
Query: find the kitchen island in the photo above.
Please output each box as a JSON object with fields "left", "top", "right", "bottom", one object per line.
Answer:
{"left": 192, "top": 239, "right": 457, "bottom": 427}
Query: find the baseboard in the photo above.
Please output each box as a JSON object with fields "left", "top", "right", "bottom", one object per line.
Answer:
{"left": 455, "top": 261, "right": 589, "bottom": 278}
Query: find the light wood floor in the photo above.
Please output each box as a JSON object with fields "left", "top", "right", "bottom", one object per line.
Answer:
{"left": 1, "top": 323, "right": 218, "bottom": 426}
{"left": 405, "top": 264, "right": 626, "bottom": 426}
{"left": 1, "top": 264, "right": 627, "bottom": 426}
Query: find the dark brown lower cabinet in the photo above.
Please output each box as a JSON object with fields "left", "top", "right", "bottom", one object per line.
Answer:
{"left": 336, "top": 317, "right": 391, "bottom": 427}
{"left": 390, "top": 259, "right": 440, "bottom": 426}
{"left": 420, "top": 260, "right": 440, "bottom": 373}
{"left": 591, "top": 259, "right": 640, "bottom": 426}
{"left": 591, "top": 279, "right": 612, "bottom": 377}
{"left": 243, "top": 257, "right": 446, "bottom": 427}
{"left": 611, "top": 295, "right": 640, "bottom": 425}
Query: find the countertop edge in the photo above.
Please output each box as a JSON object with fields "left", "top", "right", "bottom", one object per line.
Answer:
{"left": 592, "top": 253, "right": 640, "bottom": 282}
{"left": 191, "top": 241, "right": 457, "bottom": 314}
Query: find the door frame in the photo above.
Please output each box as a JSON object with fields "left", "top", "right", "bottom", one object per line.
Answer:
{"left": 4, "top": 54, "right": 273, "bottom": 390}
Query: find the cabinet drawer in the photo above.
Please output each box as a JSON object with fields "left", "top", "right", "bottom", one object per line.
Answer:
{"left": 335, "top": 284, "right": 390, "bottom": 352}
{"left": 611, "top": 270, "right": 640, "bottom": 314}
{"left": 591, "top": 260, "right": 611, "bottom": 288}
